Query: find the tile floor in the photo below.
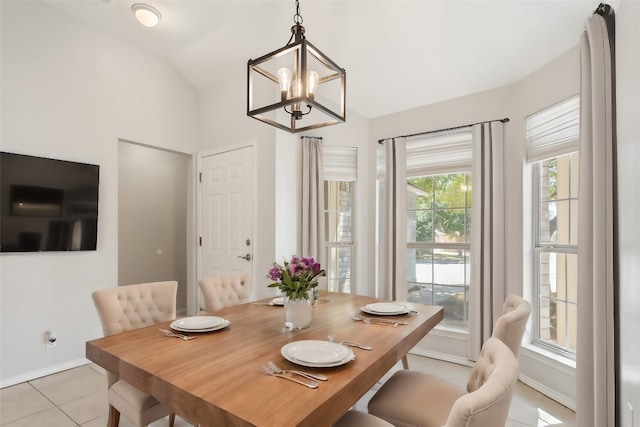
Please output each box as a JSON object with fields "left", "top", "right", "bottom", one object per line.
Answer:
{"left": 0, "top": 355, "right": 575, "bottom": 426}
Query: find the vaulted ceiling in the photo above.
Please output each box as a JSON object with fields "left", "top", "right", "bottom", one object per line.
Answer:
{"left": 44, "top": 0, "right": 603, "bottom": 118}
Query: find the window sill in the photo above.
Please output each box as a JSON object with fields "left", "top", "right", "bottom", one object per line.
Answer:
{"left": 521, "top": 343, "right": 576, "bottom": 370}
{"left": 434, "top": 324, "right": 468, "bottom": 336}
{"left": 518, "top": 343, "right": 576, "bottom": 410}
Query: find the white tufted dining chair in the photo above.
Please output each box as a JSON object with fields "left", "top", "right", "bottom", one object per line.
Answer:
{"left": 492, "top": 294, "right": 531, "bottom": 356}
{"left": 92, "top": 281, "right": 178, "bottom": 427}
{"left": 198, "top": 274, "right": 252, "bottom": 312}
{"left": 367, "top": 337, "right": 518, "bottom": 427}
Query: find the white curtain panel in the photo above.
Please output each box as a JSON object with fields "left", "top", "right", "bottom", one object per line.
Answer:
{"left": 468, "top": 121, "right": 506, "bottom": 359}
{"left": 577, "top": 5, "right": 617, "bottom": 427}
{"left": 378, "top": 138, "right": 407, "bottom": 301}
{"left": 300, "top": 136, "right": 325, "bottom": 266}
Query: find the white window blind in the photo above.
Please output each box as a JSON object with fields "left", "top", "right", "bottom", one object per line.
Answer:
{"left": 406, "top": 128, "right": 473, "bottom": 177}
{"left": 526, "top": 95, "right": 580, "bottom": 163}
{"left": 323, "top": 146, "right": 357, "bottom": 181}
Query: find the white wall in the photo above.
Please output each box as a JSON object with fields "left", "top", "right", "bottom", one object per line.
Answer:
{"left": 295, "top": 111, "right": 372, "bottom": 295}
{"left": 0, "top": 1, "right": 198, "bottom": 385}
{"left": 370, "top": 83, "right": 513, "bottom": 362}
{"left": 510, "top": 47, "right": 580, "bottom": 409}
{"left": 198, "top": 75, "right": 278, "bottom": 302}
{"left": 616, "top": 1, "right": 640, "bottom": 425}
{"left": 369, "top": 46, "right": 581, "bottom": 406}
{"left": 118, "top": 142, "right": 190, "bottom": 311}
{"left": 197, "top": 72, "right": 372, "bottom": 301}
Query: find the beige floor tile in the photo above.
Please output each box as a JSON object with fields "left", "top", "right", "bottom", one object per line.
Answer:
{"left": 58, "top": 389, "right": 108, "bottom": 425}
{"left": 506, "top": 419, "right": 534, "bottom": 427}
{"left": 78, "top": 411, "right": 190, "bottom": 427}
{"left": 5, "top": 357, "right": 575, "bottom": 427}
{"left": 80, "top": 414, "right": 109, "bottom": 427}
{"left": 86, "top": 363, "right": 107, "bottom": 377}
{"left": 0, "top": 382, "right": 54, "bottom": 425}
{"left": 1, "top": 407, "right": 76, "bottom": 427}
{"left": 29, "top": 365, "right": 105, "bottom": 406}
{"left": 149, "top": 415, "right": 193, "bottom": 427}
{"left": 80, "top": 413, "right": 137, "bottom": 427}
{"left": 539, "top": 398, "right": 576, "bottom": 426}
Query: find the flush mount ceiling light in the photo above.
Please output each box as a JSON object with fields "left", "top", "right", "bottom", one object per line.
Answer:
{"left": 247, "top": 0, "right": 346, "bottom": 133}
{"left": 131, "top": 3, "right": 161, "bottom": 28}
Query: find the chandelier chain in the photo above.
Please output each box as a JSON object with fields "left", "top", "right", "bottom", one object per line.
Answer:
{"left": 293, "top": 0, "right": 303, "bottom": 24}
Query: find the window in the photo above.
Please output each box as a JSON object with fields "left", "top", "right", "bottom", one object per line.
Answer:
{"left": 534, "top": 154, "right": 578, "bottom": 355}
{"left": 407, "top": 173, "right": 472, "bottom": 328}
{"left": 323, "top": 147, "right": 357, "bottom": 293}
{"left": 404, "top": 128, "right": 473, "bottom": 328}
{"left": 526, "top": 95, "right": 579, "bottom": 357}
{"left": 324, "top": 181, "right": 354, "bottom": 292}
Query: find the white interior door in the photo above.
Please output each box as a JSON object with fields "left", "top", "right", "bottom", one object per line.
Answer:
{"left": 199, "top": 146, "right": 254, "bottom": 311}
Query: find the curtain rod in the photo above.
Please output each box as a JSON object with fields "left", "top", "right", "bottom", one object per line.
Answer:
{"left": 377, "top": 117, "right": 510, "bottom": 144}
{"left": 299, "top": 136, "right": 323, "bottom": 140}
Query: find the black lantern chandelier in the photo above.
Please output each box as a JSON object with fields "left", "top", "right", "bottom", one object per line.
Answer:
{"left": 247, "top": 0, "right": 346, "bottom": 133}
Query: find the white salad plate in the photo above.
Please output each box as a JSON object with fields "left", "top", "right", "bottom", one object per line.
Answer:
{"left": 281, "top": 340, "right": 355, "bottom": 367}
{"left": 170, "top": 316, "right": 226, "bottom": 331}
{"left": 271, "top": 297, "right": 285, "bottom": 306}
{"left": 360, "top": 302, "right": 410, "bottom": 316}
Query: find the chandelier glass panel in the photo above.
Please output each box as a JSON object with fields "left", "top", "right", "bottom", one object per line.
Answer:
{"left": 247, "top": 1, "right": 346, "bottom": 133}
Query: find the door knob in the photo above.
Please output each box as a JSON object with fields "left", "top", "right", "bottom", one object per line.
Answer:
{"left": 238, "top": 253, "right": 252, "bottom": 261}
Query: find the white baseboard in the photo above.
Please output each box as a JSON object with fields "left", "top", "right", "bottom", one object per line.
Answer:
{"left": 409, "top": 348, "right": 474, "bottom": 368}
{"left": 518, "top": 372, "right": 576, "bottom": 411}
{"left": 0, "top": 358, "right": 91, "bottom": 389}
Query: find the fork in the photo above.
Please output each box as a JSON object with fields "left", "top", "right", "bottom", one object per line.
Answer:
{"left": 262, "top": 364, "right": 318, "bottom": 388}
{"left": 158, "top": 328, "right": 197, "bottom": 340}
{"left": 267, "top": 361, "right": 328, "bottom": 381}
{"left": 327, "top": 335, "right": 372, "bottom": 350}
{"left": 351, "top": 315, "right": 408, "bottom": 327}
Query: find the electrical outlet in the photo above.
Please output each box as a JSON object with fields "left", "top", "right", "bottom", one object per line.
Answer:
{"left": 46, "top": 331, "right": 57, "bottom": 349}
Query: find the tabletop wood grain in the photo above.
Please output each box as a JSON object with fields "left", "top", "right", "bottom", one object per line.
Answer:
{"left": 86, "top": 291, "right": 444, "bottom": 427}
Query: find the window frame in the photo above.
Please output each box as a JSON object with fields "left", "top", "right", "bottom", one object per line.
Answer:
{"left": 323, "top": 180, "right": 355, "bottom": 294}
{"left": 322, "top": 146, "right": 357, "bottom": 294}
{"left": 532, "top": 155, "right": 578, "bottom": 359}
{"left": 406, "top": 172, "right": 472, "bottom": 330}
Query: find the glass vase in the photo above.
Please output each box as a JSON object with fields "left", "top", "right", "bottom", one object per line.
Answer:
{"left": 284, "top": 296, "right": 312, "bottom": 329}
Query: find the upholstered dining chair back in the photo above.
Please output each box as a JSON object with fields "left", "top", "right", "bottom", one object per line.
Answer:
{"left": 491, "top": 294, "right": 531, "bottom": 356}
{"left": 445, "top": 337, "right": 519, "bottom": 427}
{"left": 199, "top": 274, "right": 252, "bottom": 312}
{"left": 92, "top": 280, "right": 178, "bottom": 338}
{"left": 91, "top": 281, "right": 177, "bottom": 427}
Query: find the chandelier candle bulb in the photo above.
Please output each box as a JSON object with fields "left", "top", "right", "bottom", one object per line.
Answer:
{"left": 278, "top": 67, "right": 292, "bottom": 100}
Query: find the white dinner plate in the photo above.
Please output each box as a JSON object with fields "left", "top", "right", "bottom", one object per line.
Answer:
{"left": 360, "top": 302, "right": 410, "bottom": 316}
{"left": 170, "top": 319, "right": 230, "bottom": 333}
{"left": 281, "top": 341, "right": 355, "bottom": 367}
{"left": 271, "top": 297, "right": 284, "bottom": 306}
{"left": 170, "top": 316, "right": 225, "bottom": 330}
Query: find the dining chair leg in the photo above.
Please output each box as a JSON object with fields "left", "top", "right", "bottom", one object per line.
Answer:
{"left": 169, "top": 413, "right": 176, "bottom": 427}
{"left": 107, "top": 405, "right": 120, "bottom": 427}
{"left": 402, "top": 355, "right": 409, "bottom": 369}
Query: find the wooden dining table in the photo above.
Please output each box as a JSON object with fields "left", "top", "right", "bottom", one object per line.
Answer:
{"left": 86, "top": 291, "right": 444, "bottom": 427}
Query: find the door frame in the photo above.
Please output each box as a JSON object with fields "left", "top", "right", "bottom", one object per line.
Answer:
{"left": 195, "top": 139, "right": 257, "bottom": 313}
{"left": 118, "top": 139, "right": 193, "bottom": 314}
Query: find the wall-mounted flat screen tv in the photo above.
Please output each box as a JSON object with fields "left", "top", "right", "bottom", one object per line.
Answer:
{"left": 1, "top": 152, "right": 99, "bottom": 252}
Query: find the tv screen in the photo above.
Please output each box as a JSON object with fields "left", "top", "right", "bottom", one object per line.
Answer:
{"left": 1, "top": 152, "right": 99, "bottom": 252}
